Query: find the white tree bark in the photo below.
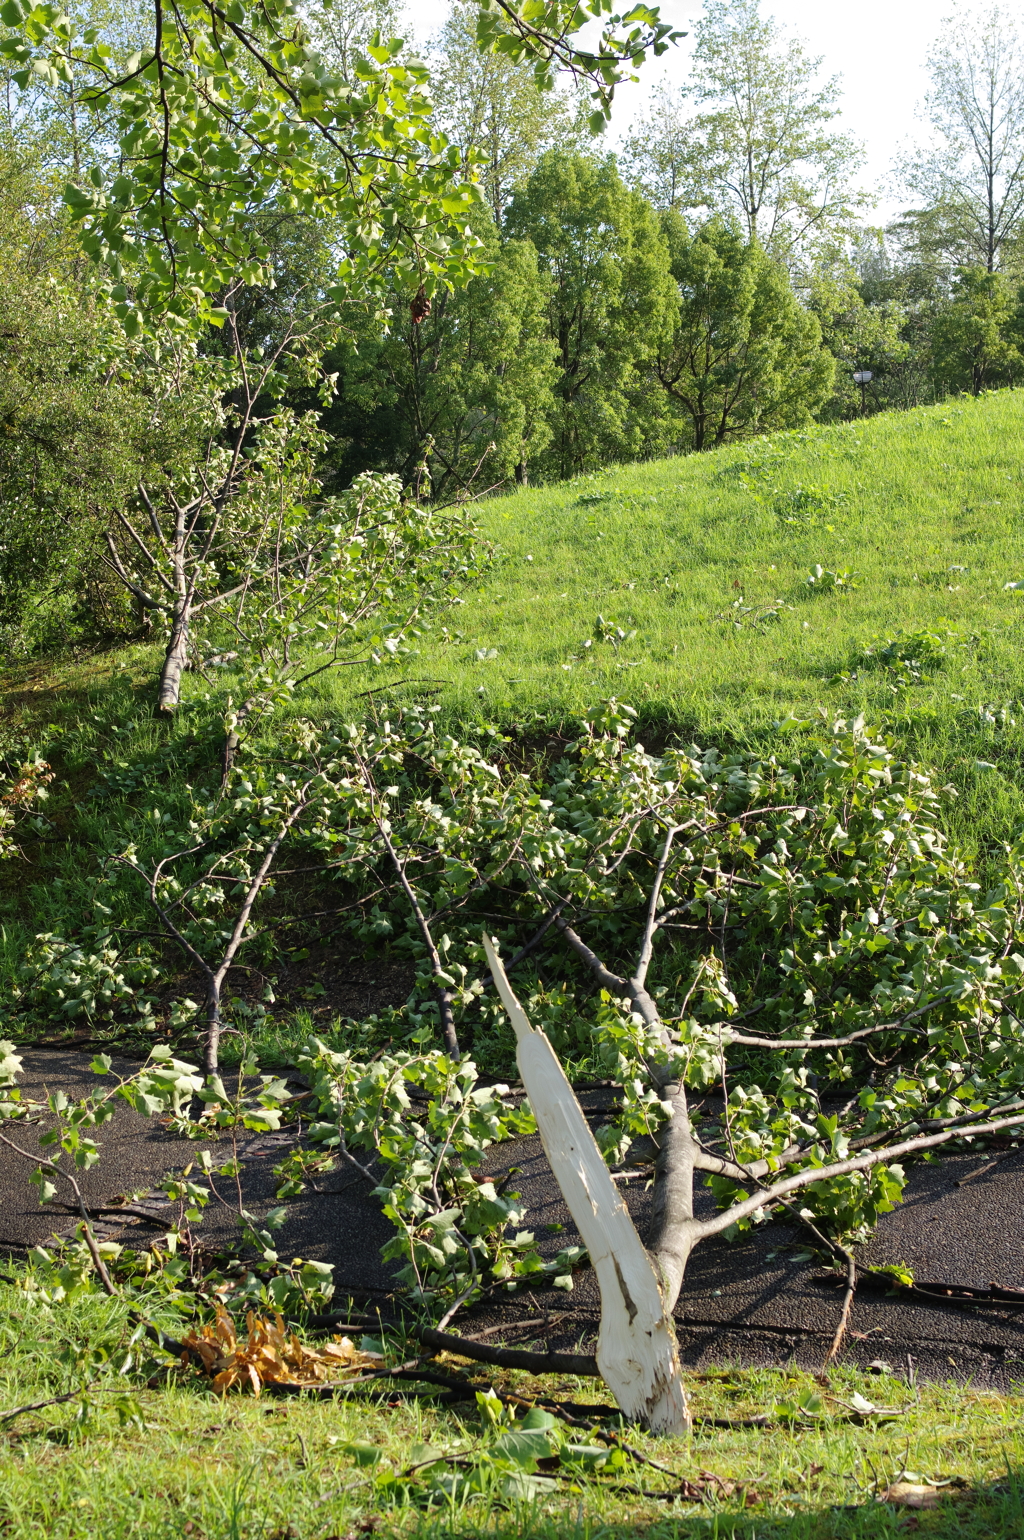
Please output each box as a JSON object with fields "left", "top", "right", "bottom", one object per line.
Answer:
{"left": 482, "top": 935, "right": 689, "bottom": 1433}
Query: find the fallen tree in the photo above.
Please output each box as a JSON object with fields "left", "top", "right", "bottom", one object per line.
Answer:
{"left": 292, "top": 707, "right": 1024, "bottom": 1429}
{"left": 13, "top": 704, "right": 1024, "bottom": 1429}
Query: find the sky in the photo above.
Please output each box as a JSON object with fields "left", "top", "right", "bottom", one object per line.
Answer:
{"left": 409, "top": 0, "right": 947, "bottom": 221}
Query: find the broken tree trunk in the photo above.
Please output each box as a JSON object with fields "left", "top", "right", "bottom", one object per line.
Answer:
{"left": 482, "top": 935, "right": 689, "bottom": 1433}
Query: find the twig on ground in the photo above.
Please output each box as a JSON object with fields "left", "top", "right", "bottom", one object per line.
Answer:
{"left": 459, "top": 1314, "right": 570, "bottom": 1342}
{"left": 955, "top": 1146, "right": 1024, "bottom": 1185}
{"left": 821, "top": 1249, "right": 858, "bottom": 1375}
{"left": 0, "top": 1382, "right": 138, "bottom": 1426}
{"left": 0, "top": 1131, "right": 118, "bottom": 1297}
{"left": 266, "top": 1365, "right": 474, "bottom": 1399}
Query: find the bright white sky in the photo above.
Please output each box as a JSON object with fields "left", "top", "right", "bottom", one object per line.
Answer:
{"left": 409, "top": 0, "right": 945, "bottom": 221}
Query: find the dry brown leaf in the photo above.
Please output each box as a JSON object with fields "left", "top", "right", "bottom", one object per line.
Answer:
{"left": 676, "top": 1471, "right": 760, "bottom": 1506}
{"left": 181, "top": 1308, "right": 376, "bottom": 1395}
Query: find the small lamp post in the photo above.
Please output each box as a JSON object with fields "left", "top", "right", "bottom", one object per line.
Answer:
{"left": 853, "top": 369, "right": 873, "bottom": 417}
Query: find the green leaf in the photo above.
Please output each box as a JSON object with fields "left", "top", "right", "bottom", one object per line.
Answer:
{"left": 0, "top": 0, "right": 31, "bottom": 25}
{"left": 493, "top": 1428, "right": 557, "bottom": 1467}
{"left": 343, "top": 1440, "right": 382, "bottom": 1466}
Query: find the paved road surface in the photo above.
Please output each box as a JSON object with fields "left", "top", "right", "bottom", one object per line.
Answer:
{"left": 4, "top": 1050, "right": 1024, "bottom": 1389}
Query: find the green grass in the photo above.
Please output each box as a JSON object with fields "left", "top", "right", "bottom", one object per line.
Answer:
{"left": 321, "top": 393, "right": 1024, "bottom": 740}
{"left": 8, "top": 393, "right": 1024, "bottom": 751}
{"left": 2, "top": 1276, "right": 1024, "bottom": 1540}
{"left": 5, "top": 391, "right": 1024, "bottom": 1010}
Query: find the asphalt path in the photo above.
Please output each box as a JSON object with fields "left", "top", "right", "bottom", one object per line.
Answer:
{"left": 4, "top": 1050, "right": 1024, "bottom": 1390}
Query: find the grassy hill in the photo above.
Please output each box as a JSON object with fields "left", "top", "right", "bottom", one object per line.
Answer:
{"left": 311, "top": 391, "right": 1024, "bottom": 740}
{"left": 308, "top": 389, "right": 1024, "bottom": 865}
{"left": 4, "top": 389, "right": 1024, "bottom": 978}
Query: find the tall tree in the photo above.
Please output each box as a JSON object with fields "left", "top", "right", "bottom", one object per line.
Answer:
{"left": 896, "top": 5, "right": 1024, "bottom": 273}
{"left": 428, "top": 0, "right": 589, "bottom": 226}
{"left": 303, "top": 0, "right": 406, "bottom": 86}
{"left": 623, "top": 0, "right": 865, "bottom": 261}
{"left": 618, "top": 79, "right": 691, "bottom": 215}
{"left": 932, "top": 265, "right": 1021, "bottom": 394}
{"left": 654, "top": 214, "right": 834, "bottom": 449}
{"left": 326, "top": 216, "right": 559, "bottom": 497}
{"left": 505, "top": 151, "right": 678, "bottom": 478}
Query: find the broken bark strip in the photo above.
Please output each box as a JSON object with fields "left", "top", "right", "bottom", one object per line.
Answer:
{"left": 483, "top": 935, "right": 689, "bottom": 1434}
{"left": 414, "top": 1325, "right": 598, "bottom": 1376}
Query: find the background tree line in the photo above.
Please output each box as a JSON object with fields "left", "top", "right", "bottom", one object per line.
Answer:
{"left": 2, "top": 0, "right": 1024, "bottom": 655}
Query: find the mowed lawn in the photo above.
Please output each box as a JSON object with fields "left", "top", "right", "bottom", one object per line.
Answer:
{"left": 316, "top": 392, "right": 1024, "bottom": 744}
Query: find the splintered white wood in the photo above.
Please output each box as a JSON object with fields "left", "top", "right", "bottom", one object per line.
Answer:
{"left": 482, "top": 935, "right": 688, "bottom": 1432}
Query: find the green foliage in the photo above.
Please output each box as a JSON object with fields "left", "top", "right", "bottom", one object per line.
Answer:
{"left": 329, "top": 217, "right": 559, "bottom": 497}
{"left": 769, "top": 485, "right": 846, "bottom": 527}
{"left": 473, "top": 0, "right": 682, "bottom": 135}
{"left": 0, "top": 145, "right": 203, "bottom": 653}
{"left": 808, "top": 256, "right": 924, "bottom": 421}
{"left": 362, "top": 1394, "right": 628, "bottom": 1505}
{"left": 656, "top": 214, "right": 835, "bottom": 450}
{"left": 805, "top": 563, "right": 856, "bottom": 593}
{"left": 0, "top": 1042, "right": 339, "bottom": 1321}
{"left": 836, "top": 627, "right": 980, "bottom": 689}
{"left": 295, "top": 1040, "right": 587, "bottom": 1305}
{"left": 16, "top": 932, "right": 160, "bottom": 1026}
{"left": 61, "top": 692, "right": 1023, "bottom": 1251}
{"left": 106, "top": 400, "right": 489, "bottom": 716}
{"left": 505, "top": 151, "right": 678, "bottom": 478}
{"left": 1, "top": 2, "right": 484, "bottom": 333}
{"left": 932, "top": 267, "right": 1022, "bottom": 396}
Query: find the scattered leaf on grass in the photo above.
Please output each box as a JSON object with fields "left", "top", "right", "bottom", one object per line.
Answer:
{"left": 680, "top": 1471, "right": 761, "bottom": 1506}
{"left": 181, "top": 1307, "right": 375, "bottom": 1394}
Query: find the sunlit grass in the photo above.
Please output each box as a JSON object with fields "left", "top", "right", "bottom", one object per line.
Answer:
{"left": 309, "top": 392, "right": 1024, "bottom": 742}
{"left": 1, "top": 1276, "right": 1024, "bottom": 1540}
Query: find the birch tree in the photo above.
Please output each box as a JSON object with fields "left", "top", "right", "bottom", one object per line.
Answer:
{"left": 623, "top": 0, "right": 865, "bottom": 260}
{"left": 896, "top": 4, "right": 1024, "bottom": 272}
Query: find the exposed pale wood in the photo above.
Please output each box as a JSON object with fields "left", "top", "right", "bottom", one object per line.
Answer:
{"left": 482, "top": 935, "right": 689, "bottom": 1433}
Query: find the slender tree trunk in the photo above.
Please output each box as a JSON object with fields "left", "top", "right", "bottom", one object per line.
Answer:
{"left": 204, "top": 977, "right": 222, "bottom": 1075}
{"left": 647, "top": 1082, "right": 699, "bottom": 1311}
{"left": 693, "top": 406, "right": 706, "bottom": 451}
{"left": 155, "top": 595, "right": 191, "bottom": 717}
